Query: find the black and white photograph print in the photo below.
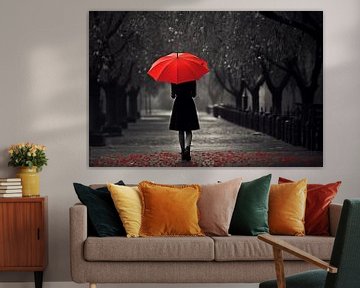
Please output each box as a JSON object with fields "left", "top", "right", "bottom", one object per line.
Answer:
{"left": 89, "top": 11, "right": 323, "bottom": 167}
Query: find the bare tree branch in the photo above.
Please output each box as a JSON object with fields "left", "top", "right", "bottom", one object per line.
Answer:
{"left": 260, "top": 12, "right": 320, "bottom": 39}
{"left": 106, "top": 12, "right": 128, "bottom": 40}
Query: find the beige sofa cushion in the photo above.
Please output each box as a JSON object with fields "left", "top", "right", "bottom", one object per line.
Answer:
{"left": 84, "top": 236, "right": 214, "bottom": 261}
{"left": 212, "top": 235, "right": 334, "bottom": 261}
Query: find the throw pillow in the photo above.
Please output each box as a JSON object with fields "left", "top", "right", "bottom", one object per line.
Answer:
{"left": 279, "top": 177, "right": 341, "bottom": 236}
{"left": 138, "top": 181, "right": 203, "bottom": 237}
{"left": 107, "top": 183, "right": 142, "bottom": 238}
{"left": 73, "top": 181, "right": 126, "bottom": 237}
{"left": 198, "top": 177, "right": 242, "bottom": 236}
{"left": 229, "top": 174, "right": 272, "bottom": 236}
{"left": 269, "top": 179, "right": 307, "bottom": 236}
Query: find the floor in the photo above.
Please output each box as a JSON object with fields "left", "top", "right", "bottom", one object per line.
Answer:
{"left": 0, "top": 283, "right": 259, "bottom": 288}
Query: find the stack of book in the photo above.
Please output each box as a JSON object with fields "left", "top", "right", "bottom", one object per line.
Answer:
{"left": 0, "top": 178, "right": 22, "bottom": 197}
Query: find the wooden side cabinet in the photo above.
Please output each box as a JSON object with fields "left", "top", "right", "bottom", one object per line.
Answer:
{"left": 0, "top": 197, "right": 47, "bottom": 288}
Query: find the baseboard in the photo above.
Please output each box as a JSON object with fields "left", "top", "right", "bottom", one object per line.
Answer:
{"left": 0, "top": 282, "right": 259, "bottom": 288}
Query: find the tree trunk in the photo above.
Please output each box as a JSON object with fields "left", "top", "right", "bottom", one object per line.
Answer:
{"left": 245, "top": 75, "right": 264, "bottom": 113}
{"left": 103, "top": 83, "right": 122, "bottom": 135}
{"left": 250, "top": 89, "right": 260, "bottom": 112}
{"left": 235, "top": 93, "right": 242, "bottom": 110}
{"left": 246, "top": 80, "right": 264, "bottom": 113}
{"left": 215, "top": 70, "right": 245, "bottom": 111}
{"left": 272, "top": 90, "right": 283, "bottom": 115}
{"left": 260, "top": 59, "right": 290, "bottom": 116}
{"left": 128, "top": 88, "right": 140, "bottom": 122}
{"left": 118, "top": 87, "right": 128, "bottom": 129}
{"left": 89, "top": 77, "right": 106, "bottom": 146}
{"left": 89, "top": 78, "right": 101, "bottom": 132}
{"left": 290, "top": 36, "right": 322, "bottom": 121}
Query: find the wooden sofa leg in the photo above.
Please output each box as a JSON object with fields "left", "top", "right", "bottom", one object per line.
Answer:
{"left": 89, "top": 283, "right": 96, "bottom": 288}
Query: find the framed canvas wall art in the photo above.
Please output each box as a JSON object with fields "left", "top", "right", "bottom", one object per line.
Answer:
{"left": 89, "top": 11, "right": 323, "bottom": 167}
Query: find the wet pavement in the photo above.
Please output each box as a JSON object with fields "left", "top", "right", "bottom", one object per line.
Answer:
{"left": 90, "top": 110, "right": 322, "bottom": 167}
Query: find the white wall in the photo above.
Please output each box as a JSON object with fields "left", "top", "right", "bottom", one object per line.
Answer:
{"left": 0, "top": 0, "right": 360, "bottom": 283}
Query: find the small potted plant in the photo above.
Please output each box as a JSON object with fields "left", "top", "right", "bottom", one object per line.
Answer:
{"left": 8, "top": 143, "right": 48, "bottom": 197}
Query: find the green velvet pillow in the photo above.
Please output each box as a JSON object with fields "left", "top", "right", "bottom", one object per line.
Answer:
{"left": 73, "top": 181, "right": 126, "bottom": 237}
{"left": 229, "top": 174, "right": 272, "bottom": 236}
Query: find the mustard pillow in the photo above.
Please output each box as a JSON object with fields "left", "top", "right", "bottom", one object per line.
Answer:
{"left": 269, "top": 179, "right": 307, "bottom": 236}
{"left": 138, "top": 181, "right": 204, "bottom": 237}
{"left": 107, "top": 183, "right": 142, "bottom": 238}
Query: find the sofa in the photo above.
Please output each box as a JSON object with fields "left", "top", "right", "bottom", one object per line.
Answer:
{"left": 70, "top": 200, "right": 342, "bottom": 287}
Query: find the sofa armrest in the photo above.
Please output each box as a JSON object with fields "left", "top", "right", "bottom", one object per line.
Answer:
{"left": 69, "top": 203, "right": 88, "bottom": 283}
{"left": 329, "top": 203, "right": 342, "bottom": 237}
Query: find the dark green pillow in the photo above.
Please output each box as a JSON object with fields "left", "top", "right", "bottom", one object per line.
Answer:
{"left": 229, "top": 174, "right": 272, "bottom": 236}
{"left": 73, "top": 181, "right": 126, "bottom": 237}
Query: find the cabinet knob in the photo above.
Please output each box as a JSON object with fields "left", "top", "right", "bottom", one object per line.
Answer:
{"left": 37, "top": 228, "right": 40, "bottom": 240}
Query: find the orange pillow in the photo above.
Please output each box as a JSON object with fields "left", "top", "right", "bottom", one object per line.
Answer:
{"left": 138, "top": 181, "right": 204, "bottom": 237}
{"left": 279, "top": 177, "right": 341, "bottom": 235}
{"left": 269, "top": 179, "right": 307, "bottom": 236}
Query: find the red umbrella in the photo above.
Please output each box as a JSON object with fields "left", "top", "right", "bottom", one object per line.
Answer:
{"left": 147, "top": 52, "right": 209, "bottom": 84}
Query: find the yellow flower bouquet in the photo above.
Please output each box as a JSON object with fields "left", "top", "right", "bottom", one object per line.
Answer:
{"left": 8, "top": 142, "right": 48, "bottom": 172}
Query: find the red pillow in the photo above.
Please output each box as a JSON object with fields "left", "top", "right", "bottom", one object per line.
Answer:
{"left": 278, "top": 177, "right": 341, "bottom": 236}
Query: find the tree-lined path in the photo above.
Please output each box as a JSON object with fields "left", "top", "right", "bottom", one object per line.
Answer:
{"left": 90, "top": 111, "right": 322, "bottom": 167}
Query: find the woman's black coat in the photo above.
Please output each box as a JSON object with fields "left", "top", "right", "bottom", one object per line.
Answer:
{"left": 169, "top": 81, "right": 200, "bottom": 131}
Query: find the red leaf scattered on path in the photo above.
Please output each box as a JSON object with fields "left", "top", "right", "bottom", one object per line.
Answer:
{"left": 90, "top": 151, "right": 322, "bottom": 167}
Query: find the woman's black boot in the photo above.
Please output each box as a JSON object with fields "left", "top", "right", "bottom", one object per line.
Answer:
{"left": 184, "top": 146, "right": 191, "bottom": 161}
{"left": 181, "top": 148, "right": 186, "bottom": 161}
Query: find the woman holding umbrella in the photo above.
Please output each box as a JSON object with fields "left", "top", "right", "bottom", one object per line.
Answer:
{"left": 148, "top": 52, "right": 209, "bottom": 161}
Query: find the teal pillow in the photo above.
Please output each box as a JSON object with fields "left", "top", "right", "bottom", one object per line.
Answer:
{"left": 229, "top": 174, "right": 272, "bottom": 236}
{"left": 73, "top": 181, "right": 126, "bottom": 237}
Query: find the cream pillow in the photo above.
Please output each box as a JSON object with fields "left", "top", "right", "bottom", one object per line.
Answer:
{"left": 107, "top": 183, "right": 142, "bottom": 237}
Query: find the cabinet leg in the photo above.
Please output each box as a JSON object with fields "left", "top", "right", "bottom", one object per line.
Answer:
{"left": 34, "top": 271, "right": 43, "bottom": 288}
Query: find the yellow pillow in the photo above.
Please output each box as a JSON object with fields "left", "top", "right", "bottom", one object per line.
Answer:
{"left": 138, "top": 181, "right": 204, "bottom": 237}
{"left": 107, "top": 183, "right": 142, "bottom": 238}
{"left": 269, "top": 179, "right": 307, "bottom": 236}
